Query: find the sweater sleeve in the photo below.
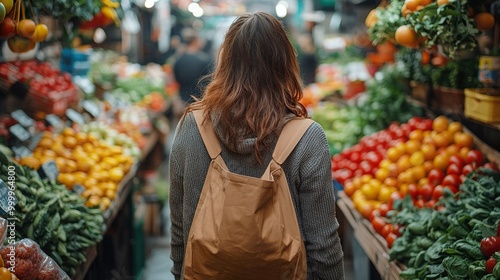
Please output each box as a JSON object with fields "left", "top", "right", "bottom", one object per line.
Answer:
{"left": 296, "top": 123, "right": 345, "bottom": 279}
{"left": 169, "top": 122, "right": 186, "bottom": 280}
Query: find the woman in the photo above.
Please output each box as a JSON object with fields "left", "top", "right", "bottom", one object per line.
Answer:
{"left": 169, "top": 11, "right": 345, "bottom": 279}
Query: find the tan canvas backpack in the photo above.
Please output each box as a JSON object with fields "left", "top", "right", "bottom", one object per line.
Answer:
{"left": 183, "top": 110, "right": 312, "bottom": 280}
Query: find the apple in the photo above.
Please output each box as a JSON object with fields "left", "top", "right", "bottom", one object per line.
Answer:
{"left": 0, "top": 17, "right": 16, "bottom": 38}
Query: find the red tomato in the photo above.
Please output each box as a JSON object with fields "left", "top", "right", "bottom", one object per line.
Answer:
{"left": 482, "top": 162, "right": 499, "bottom": 172}
{"left": 389, "top": 192, "right": 403, "bottom": 210}
{"left": 385, "top": 233, "right": 398, "bottom": 248}
{"left": 369, "top": 209, "right": 381, "bottom": 222}
{"left": 428, "top": 169, "right": 445, "bottom": 185}
{"left": 359, "top": 160, "right": 373, "bottom": 175}
{"left": 347, "top": 162, "right": 359, "bottom": 172}
{"left": 448, "top": 155, "right": 465, "bottom": 169}
{"left": 400, "top": 123, "right": 412, "bottom": 137}
{"left": 371, "top": 216, "right": 387, "bottom": 234}
{"left": 419, "top": 183, "right": 434, "bottom": 201}
{"left": 350, "top": 152, "right": 362, "bottom": 163}
{"left": 381, "top": 224, "right": 394, "bottom": 238}
{"left": 432, "top": 185, "right": 444, "bottom": 201}
{"left": 462, "top": 164, "right": 475, "bottom": 175}
{"left": 379, "top": 203, "right": 390, "bottom": 217}
{"left": 392, "top": 224, "right": 403, "bottom": 237}
{"left": 444, "top": 185, "right": 459, "bottom": 194}
{"left": 417, "top": 119, "right": 434, "bottom": 131}
{"left": 466, "top": 150, "right": 485, "bottom": 166}
{"left": 446, "top": 164, "right": 462, "bottom": 176}
{"left": 426, "top": 199, "right": 436, "bottom": 208}
{"left": 365, "top": 151, "right": 383, "bottom": 166}
{"left": 407, "top": 183, "right": 419, "bottom": 199}
{"left": 413, "top": 198, "right": 425, "bottom": 208}
{"left": 442, "top": 174, "right": 461, "bottom": 188}
{"left": 486, "top": 256, "right": 497, "bottom": 274}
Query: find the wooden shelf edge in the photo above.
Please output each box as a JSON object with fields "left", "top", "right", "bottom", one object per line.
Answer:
{"left": 338, "top": 191, "right": 405, "bottom": 280}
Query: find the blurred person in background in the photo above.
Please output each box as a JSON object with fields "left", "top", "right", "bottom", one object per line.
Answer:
{"left": 169, "top": 11, "right": 345, "bottom": 279}
{"left": 298, "top": 33, "right": 319, "bottom": 86}
{"left": 173, "top": 28, "right": 213, "bottom": 105}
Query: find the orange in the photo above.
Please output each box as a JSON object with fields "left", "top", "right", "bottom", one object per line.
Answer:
{"left": 459, "top": 146, "right": 471, "bottom": 159}
{"left": 77, "top": 158, "right": 92, "bottom": 172}
{"left": 419, "top": 0, "right": 432, "bottom": 5}
{"left": 411, "top": 165, "right": 426, "bottom": 181}
{"left": 395, "top": 25, "right": 419, "bottom": 48}
{"left": 358, "top": 201, "right": 375, "bottom": 219}
{"left": 409, "top": 151, "right": 425, "bottom": 166}
{"left": 84, "top": 177, "right": 99, "bottom": 189}
{"left": 38, "top": 137, "right": 53, "bottom": 149}
{"left": 384, "top": 177, "right": 398, "bottom": 188}
{"left": 63, "top": 136, "right": 78, "bottom": 149}
{"left": 432, "top": 116, "right": 449, "bottom": 132}
{"left": 445, "top": 144, "right": 460, "bottom": 156}
{"left": 365, "top": 9, "right": 378, "bottom": 28}
{"left": 397, "top": 155, "right": 412, "bottom": 173}
{"left": 375, "top": 168, "right": 390, "bottom": 182}
{"left": 43, "top": 149, "right": 57, "bottom": 158}
{"left": 377, "top": 186, "right": 393, "bottom": 203}
{"left": 16, "top": 19, "right": 36, "bottom": 38}
{"left": 62, "top": 127, "right": 76, "bottom": 137}
{"left": 447, "top": 121, "right": 463, "bottom": 135}
{"left": 361, "top": 174, "right": 374, "bottom": 184}
{"left": 387, "top": 147, "right": 403, "bottom": 162}
{"left": 423, "top": 160, "right": 434, "bottom": 173}
{"left": 109, "top": 168, "right": 125, "bottom": 182}
{"left": 100, "top": 197, "right": 112, "bottom": 211}
{"left": 405, "top": 0, "right": 420, "bottom": 11}
{"left": 73, "top": 171, "right": 88, "bottom": 185}
{"left": 29, "top": 24, "right": 49, "bottom": 42}
{"left": 418, "top": 177, "right": 430, "bottom": 187}
{"left": 105, "top": 188, "right": 116, "bottom": 200}
{"left": 437, "top": 0, "right": 449, "bottom": 5}
{"left": 432, "top": 131, "right": 452, "bottom": 147}
{"left": 475, "top": 12, "right": 495, "bottom": 31}
{"left": 379, "top": 159, "right": 392, "bottom": 170}
{"left": 433, "top": 153, "right": 449, "bottom": 171}
{"left": 409, "top": 129, "right": 424, "bottom": 142}
{"left": 421, "top": 143, "right": 436, "bottom": 160}
{"left": 405, "top": 140, "right": 421, "bottom": 154}
{"left": 344, "top": 181, "right": 358, "bottom": 197}
{"left": 454, "top": 132, "right": 474, "bottom": 148}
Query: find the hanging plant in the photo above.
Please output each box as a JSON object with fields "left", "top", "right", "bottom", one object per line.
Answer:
{"left": 367, "top": 0, "right": 407, "bottom": 45}
{"left": 405, "top": 0, "right": 480, "bottom": 59}
{"left": 29, "top": 0, "right": 103, "bottom": 46}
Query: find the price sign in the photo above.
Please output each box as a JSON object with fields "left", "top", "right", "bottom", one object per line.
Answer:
{"left": 27, "top": 132, "right": 43, "bottom": 151}
{"left": 11, "top": 110, "right": 34, "bottom": 128}
{"left": 38, "top": 160, "right": 59, "bottom": 183}
{"left": 12, "top": 145, "right": 32, "bottom": 158}
{"left": 9, "top": 124, "right": 30, "bottom": 143}
{"left": 73, "top": 184, "right": 86, "bottom": 195}
{"left": 83, "top": 100, "right": 101, "bottom": 118}
{"left": 65, "top": 109, "right": 85, "bottom": 126}
{"left": 45, "top": 114, "right": 64, "bottom": 132}
{"left": 0, "top": 179, "right": 17, "bottom": 217}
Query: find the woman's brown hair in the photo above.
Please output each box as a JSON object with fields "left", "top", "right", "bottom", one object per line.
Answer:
{"left": 184, "top": 11, "right": 308, "bottom": 163}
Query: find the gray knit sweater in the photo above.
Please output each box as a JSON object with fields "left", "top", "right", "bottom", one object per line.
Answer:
{"left": 169, "top": 112, "right": 345, "bottom": 279}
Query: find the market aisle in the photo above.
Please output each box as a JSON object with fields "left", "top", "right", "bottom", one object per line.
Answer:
{"left": 143, "top": 202, "right": 175, "bottom": 280}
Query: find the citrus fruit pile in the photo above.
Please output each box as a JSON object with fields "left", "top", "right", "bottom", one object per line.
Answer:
{"left": 17, "top": 127, "right": 135, "bottom": 210}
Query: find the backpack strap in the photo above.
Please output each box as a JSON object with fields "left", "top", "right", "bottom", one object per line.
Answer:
{"left": 192, "top": 110, "right": 222, "bottom": 159}
{"left": 272, "top": 118, "right": 314, "bottom": 165}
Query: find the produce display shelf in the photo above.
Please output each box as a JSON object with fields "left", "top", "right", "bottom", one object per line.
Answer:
{"left": 337, "top": 191, "right": 406, "bottom": 280}
{"left": 72, "top": 130, "right": 160, "bottom": 280}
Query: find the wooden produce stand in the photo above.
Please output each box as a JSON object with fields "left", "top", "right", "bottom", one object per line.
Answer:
{"left": 337, "top": 191, "right": 406, "bottom": 280}
{"left": 73, "top": 128, "right": 161, "bottom": 280}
